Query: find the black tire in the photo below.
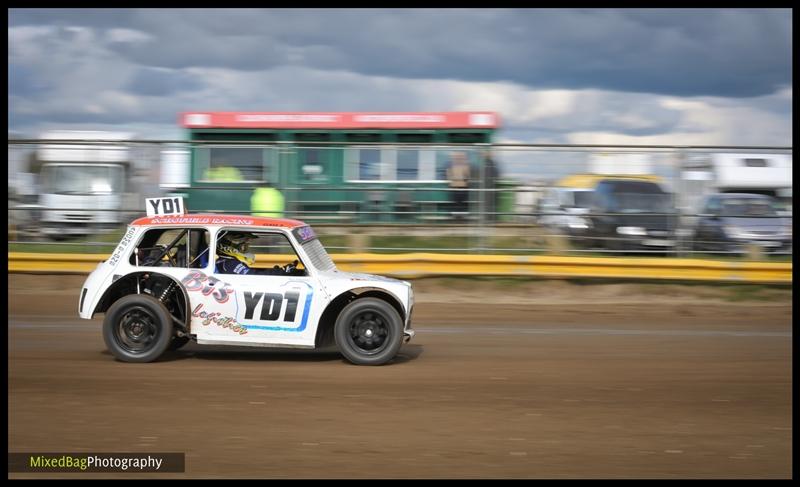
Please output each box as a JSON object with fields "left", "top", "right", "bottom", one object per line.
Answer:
{"left": 334, "top": 297, "right": 404, "bottom": 366}
{"left": 168, "top": 336, "right": 191, "bottom": 351}
{"left": 103, "top": 294, "right": 173, "bottom": 363}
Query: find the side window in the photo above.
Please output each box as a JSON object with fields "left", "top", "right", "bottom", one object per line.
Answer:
{"left": 593, "top": 183, "right": 610, "bottom": 209}
{"left": 537, "top": 190, "right": 556, "bottom": 214}
{"left": 130, "top": 228, "right": 210, "bottom": 269}
{"left": 558, "top": 191, "right": 574, "bottom": 208}
{"left": 215, "top": 230, "right": 307, "bottom": 277}
{"left": 705, "top": 197, "right": 721, "bottom": 214}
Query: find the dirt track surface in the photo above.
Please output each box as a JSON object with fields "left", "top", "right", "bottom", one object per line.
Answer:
{"left": 8, "top": 275, "right": 793, "bottom": 478}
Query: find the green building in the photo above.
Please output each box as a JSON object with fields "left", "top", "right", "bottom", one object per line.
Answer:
{"left": 179, "top": 111, "right": 500, "bottom": 223}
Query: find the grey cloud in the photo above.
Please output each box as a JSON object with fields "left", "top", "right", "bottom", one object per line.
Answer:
{"left": 10, "top": 8, "right": 791, "bottom": 98}
{"left": 8, "top": 64, "right": 53, "bottom": 96}
{"left": 125, "top": 67, "right": 205, "bottom": 96}
{"left": 7, "top": 9, "right": 792, "bottom": 147}
{"left": 9, "top": 62, "right": 790, "bottom": 146}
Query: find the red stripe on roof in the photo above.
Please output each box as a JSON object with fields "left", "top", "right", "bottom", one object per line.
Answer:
{"left": 180, "top": 111, "right": 499, "bottom": 129}
{"left": 131, "top": 214, "right": 306, "bottom": 228}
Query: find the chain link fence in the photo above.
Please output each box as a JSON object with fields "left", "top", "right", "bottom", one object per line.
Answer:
{"left": 8, "top": 139, "right": 792, "bottom": 259}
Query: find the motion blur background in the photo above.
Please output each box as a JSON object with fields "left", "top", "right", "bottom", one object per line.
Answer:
{"left": 8, "top": 9, "right": 793, "bottom": 480}
{"left": 8, "top": 8, "right": 792, "bottom": 260}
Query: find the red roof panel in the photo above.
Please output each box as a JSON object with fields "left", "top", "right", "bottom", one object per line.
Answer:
{"left": 131, "top": 214, "right": 306, "bottom": 228}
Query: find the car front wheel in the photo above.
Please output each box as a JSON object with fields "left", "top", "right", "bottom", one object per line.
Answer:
{"left": 334, "top": 297, "right": 404, "bottom": 365}
{"left": 103, "top": 294, "right": 173, "bottom": 363}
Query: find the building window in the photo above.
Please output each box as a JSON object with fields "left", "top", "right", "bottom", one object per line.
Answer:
{"left": 347, "top": 147, "right": 458, "bottom": 182}
{"left": 396, "top": 133, "right": 433, "bottom": 144}
{"left": 447, "top": 133, "right": 485, "bottom": 143}
{"left": 743, "top": 158, "right": 768, "bottom": 168}
{"left": 397, "top": 149, "right": 419, "bottom": 180}
{"left": 357, "top": 148, "right": 382, "bottom": 181}
{"left": 346, "top": 133, "right": 381, "bottom": 143}
{"left": 435, "top": 150, "right": 451, "bottom": 181}
{"left": 299, "top": 148, "right": 329, "bottom": 183}
{"left": 436, "top": 149, "right": 478, "bottom": 182}
{"left": 295, "top": 133, "right": 331, "bottom": 184}
{"left": 197, "top": 147, "right": 269, "bottom": 182}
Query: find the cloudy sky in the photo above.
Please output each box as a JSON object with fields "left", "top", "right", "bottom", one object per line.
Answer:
{"left": 8, "top": 8, "right": 793, "bottom": 150}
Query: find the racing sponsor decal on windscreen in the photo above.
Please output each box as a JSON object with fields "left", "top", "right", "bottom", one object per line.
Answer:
{"left": 292, "top": 225, "right": 317, "bottom": 244}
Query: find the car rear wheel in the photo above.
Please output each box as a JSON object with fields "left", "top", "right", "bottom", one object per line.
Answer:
{"left": 103, "top": 294, "right": 173, "bottom": 363}
{"left": 334, "top": 297, "right": 404, "bottom": 366}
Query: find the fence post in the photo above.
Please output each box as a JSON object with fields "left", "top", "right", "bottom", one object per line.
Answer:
{"left": 545, "top": 233, "right": 571, "bottom": 254}
{"left": 348, "top": 232, "right": 370, "bottom": 254}
{"left": 744, "top": 244, "right": 764, "bottom": 261}
{"left": 675, "top": 147, "right": 687, "bottom": 257}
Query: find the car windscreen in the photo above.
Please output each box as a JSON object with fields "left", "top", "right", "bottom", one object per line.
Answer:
{"left": 611, "top": 193, "right": 673, "bottom": 213}
{"left": 302, "top": 239, "right": 335, "bottom": 271}
{"left": 292, "top": 226, "right": 336, "bottom": 271}
{"left": 572, "top": 191, "right": 594, "bottom": 208}
{"left": 720, "top": 199, "right": 777, "bottom": 217}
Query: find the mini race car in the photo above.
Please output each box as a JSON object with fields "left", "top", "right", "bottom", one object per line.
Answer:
{"left": 78, "top": 197, "right": 414, "bottom": 365}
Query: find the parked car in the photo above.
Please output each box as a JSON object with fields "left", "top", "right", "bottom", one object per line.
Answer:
{"left": 693, "top": 193, "right": 792, "bottom": 254}
{"left": 78, "top": 197, "right": 415, "bottom": 365}
{"left": 585, "top": 179, "right": 679, "bottom": 252}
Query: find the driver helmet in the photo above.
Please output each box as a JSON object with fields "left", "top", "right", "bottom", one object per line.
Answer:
{"left": 217, "top": 231, "right": 257, "bottom": 266}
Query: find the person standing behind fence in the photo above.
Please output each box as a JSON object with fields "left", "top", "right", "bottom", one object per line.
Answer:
{"left": 483, "top": 150, "right": 500, "bottom": 223}
{"left": 251, "top": 181, "right": 285, "bottom": 217}
{"left": 447, "top": 151, "right": 471, "bottom": 221}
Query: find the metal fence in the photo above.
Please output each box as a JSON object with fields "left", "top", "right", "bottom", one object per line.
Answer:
{"left": 7, "top": 139, "right": 792, "bottom": 259}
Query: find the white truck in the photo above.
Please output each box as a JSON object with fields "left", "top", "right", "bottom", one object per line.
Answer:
{"left": 35, "top": 131, "right": 140, "bottom": 239}
{"left": 159, "top": 148, "right": 190, "bottom": 191}
{"left": 681, "top": 152, "right": 793, "bottom": 214}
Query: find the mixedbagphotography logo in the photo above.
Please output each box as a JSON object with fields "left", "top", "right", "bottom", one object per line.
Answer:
{"left": 8, "top": 453, "right": 185, "bottom": 473}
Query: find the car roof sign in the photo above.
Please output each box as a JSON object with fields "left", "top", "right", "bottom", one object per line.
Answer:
{"left": 146, "top": 197, "right": 186, "bottom": 217}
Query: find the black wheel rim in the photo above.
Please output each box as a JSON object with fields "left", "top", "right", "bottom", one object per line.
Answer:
{"left": 347, "top": 310, "right": 391, "bottom": 355}
{"left": 115, "top": 306, "right": 159, "bottom": 354}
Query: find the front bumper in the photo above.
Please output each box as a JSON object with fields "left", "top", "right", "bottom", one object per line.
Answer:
{"left": 403, "top": 305, "right": 415, "bottom": 342}
{"left": 621, "top": 235, "right": 677, "bottom": 249}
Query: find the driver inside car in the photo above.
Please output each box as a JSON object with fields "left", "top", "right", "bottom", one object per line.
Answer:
{"left": 215, "top": 231, "right": 296, "bottom": 276}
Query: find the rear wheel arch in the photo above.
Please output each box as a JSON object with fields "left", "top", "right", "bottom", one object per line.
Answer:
{"left": 103, "top": 293, "right": 174, "bottom": 363}
{"left": 93, "top": 272, "right": 191, "bottom": 331}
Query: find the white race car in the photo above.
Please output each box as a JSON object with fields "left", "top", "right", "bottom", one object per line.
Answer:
{"left": 78, "top": 198, "right": 415, "bottom": 365}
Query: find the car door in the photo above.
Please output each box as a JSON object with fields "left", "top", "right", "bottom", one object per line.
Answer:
{"left": 194, "top": 229, "right": 325, "bottom": 348}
